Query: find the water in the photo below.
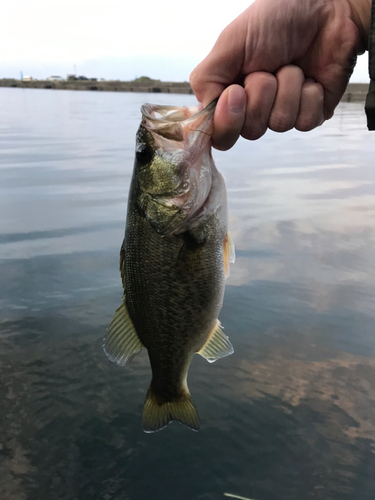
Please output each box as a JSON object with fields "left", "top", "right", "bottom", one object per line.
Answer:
{"left": 1, "top": 87, "right": 375, "bottom": 500}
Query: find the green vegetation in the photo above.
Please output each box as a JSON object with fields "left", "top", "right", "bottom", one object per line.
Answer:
{"left": 67, "top": 75, "right": 97, "bottom": 81}
{"left": 131, "top": 76, "right": 160, "bottom": 84}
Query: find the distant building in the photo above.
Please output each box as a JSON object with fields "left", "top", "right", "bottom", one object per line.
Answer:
{"left": 46, "top": 76, "right": 64, "bottom": 81}
{"left": 22, "top": 76, "right": 33, "bottom": 81}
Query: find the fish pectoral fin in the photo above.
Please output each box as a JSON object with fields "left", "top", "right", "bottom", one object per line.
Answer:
{"left": 198, "top": 320, "right": 234, "bottom": 363}
{"left": 142, "top": 386, "right": 199, "bottom": 433}
{"left": 103, "top": 301, "right": 143, "bottom": 366}
{"left": 223, "top": 232, "right": 236, "bottom": 278}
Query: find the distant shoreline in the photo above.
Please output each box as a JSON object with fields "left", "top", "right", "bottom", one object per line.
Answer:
{"left": 0, "top": 78, "right": 193, "bottom": 95}
{"left": 0, "top": 79, "right": 369, "bottom": 102}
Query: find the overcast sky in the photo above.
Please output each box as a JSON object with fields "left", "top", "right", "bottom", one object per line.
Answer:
{"left": 0, "top": 0, "right": 370, "bottom": 83}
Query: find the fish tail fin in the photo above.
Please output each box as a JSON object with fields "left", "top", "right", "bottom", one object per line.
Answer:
{"left": 142, "top": 386, "right": 200, "bottom": 433}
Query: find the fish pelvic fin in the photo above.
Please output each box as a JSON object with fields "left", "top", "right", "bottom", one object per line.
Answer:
{"left": 103, "top": 301, "right": 143, "bottom": 366}
{"left": 142, "top": 386, "right": 200, "bottom": 433}
{"left": 198, "top": 320, "right": 234, "bottom": 363}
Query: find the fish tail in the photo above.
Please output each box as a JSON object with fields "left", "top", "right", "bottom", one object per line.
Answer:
{"left": 142, "top": 386, "right": 200, "bottom": 433}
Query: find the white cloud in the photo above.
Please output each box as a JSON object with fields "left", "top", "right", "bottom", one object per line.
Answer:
{"left": 0, "top": 0, "right": 370, "bottom": 82}
{"left": 0, "top": 0, "right": 252, "bottom": 62}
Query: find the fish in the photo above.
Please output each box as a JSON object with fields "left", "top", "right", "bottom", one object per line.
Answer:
{"left": 103, "top": 100, "right": 235, "bottom": 432}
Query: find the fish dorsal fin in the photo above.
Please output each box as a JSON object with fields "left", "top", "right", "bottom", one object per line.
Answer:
{"left": 103, "top": 301, "right": 143, "bottom": 366}
{"left": 223, "top": 232, "right": 236, "bottom": 278}
{"left": 198, "top": 320, "right": 234, "bottom": 363}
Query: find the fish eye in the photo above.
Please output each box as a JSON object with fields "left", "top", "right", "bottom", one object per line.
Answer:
{"left": 136, "top": 144, "right": 153, "bottom": 164}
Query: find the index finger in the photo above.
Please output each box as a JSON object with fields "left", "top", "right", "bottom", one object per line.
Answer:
{"left": 189, "top": 15, "right": 249, "bottom": 106}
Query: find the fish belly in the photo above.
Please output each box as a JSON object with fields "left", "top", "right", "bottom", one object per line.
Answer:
{"left": 125, "top": 202, "right": 225, "bottom": 367}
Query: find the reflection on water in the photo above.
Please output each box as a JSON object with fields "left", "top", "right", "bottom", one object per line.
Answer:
{"left": 1, "top": 88, "right": 374, "bottom": 500}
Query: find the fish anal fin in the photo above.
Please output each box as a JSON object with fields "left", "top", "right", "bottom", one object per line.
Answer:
{"left": 223, "top": 232, "right": 235, "bottom": 278}
{"left": 103, "top": 301, "right": 143, "bottom": 366}
{"left": 142, "top": 386, "right": 199, "bottom": 433}
{"left": 198, "top": 320, "right": 234, "bottom": 363}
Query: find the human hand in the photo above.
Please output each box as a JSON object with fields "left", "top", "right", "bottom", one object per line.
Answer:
{"left": 190, "top": 0, "right": 371, "bottom": 149}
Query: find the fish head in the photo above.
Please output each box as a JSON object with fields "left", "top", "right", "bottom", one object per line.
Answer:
{"left": 133, "top": 100, "right": 217, "bottom": 236}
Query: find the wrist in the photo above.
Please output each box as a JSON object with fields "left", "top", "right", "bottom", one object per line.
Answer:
{"left": 346, "top": 0, "right": 372, "bottom": 50}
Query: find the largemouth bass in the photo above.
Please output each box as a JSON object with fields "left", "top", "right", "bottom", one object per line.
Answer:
{"left": 103, "top": 100, "right": 235, "bottom": 432}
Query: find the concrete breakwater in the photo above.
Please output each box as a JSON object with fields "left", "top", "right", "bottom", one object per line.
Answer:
{"left": 0, "top": 79, "right": 369, "bottom": 102}
{"left": 0, "top": 78, "right": 193, "bottom": 94}
{"left": 342, "top": 83, "right": 370, "bottom": 102}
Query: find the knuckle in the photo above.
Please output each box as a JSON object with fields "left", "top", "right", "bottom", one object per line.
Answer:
{"left": 242, "top": 126, "right": 267, "bottom": 141}
{"left": 249, "top": 72, "right": 277, "bottom": 93}
{"left": 324, "top": 107, "right": 334, "bottom": 120}
{"left": 243, "top": 110, "right": 268, "bottom": 140}
{"left": 276, "top": 64, "right": 304, "bottom": 83}
{"left": 304, "top": 82, "right": 324, "bottom": 103}
{"left": 189, "top": 67, "right": 206, "bottom": 94}
{"left": 296, "top": 82, "right": 325, "bottom": 130}
{"left": 269, "top": 111, "right": 293, "bottom": 132}
{"left": 189, "top": 69, "right": 199, "bottom": 89}
{"left": 295, "top": 116, "right": 315, "bottom": 132}
{"left": 212, "top": 135, "right": 237, "bottom": 151}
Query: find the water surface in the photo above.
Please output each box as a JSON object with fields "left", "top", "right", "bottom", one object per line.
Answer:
{"left": 1, "top": 88, "right": 375, "bottom": 500}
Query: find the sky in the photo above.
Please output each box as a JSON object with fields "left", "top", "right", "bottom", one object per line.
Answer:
{"left": 0, "top": 0, "right": 370, "bottom": 83}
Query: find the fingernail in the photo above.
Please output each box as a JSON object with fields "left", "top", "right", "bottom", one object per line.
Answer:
{"left": 228, "top": 85, "right": 245, "bottom": 114}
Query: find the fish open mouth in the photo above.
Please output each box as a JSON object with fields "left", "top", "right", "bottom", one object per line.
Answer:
{"left": 139, "top": 100, "right": 218, "bottom": 236}
{"left": 141, "top": 100, "right": 217, "bottom": 143}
